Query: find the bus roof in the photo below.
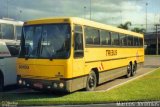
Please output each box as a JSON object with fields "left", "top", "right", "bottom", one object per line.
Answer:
{"left": 0, "top": 19, "right": 23, "bottom": 26}
{"left": 24, "top": 17, "right": 143, "bottom": 38}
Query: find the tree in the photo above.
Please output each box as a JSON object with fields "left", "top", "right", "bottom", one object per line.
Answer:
{"left": 118, "top": 21, "right": 132, "bottom": 30}
{"left": 118, "top": 21, "right": 146, "bottom": 34}
{"left": 131, "top": 27, "right": 146, "bottom": 33}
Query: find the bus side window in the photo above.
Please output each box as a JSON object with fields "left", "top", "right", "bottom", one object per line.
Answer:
{"left": 134, "top": 37, "right": 139, "bottom": 46}
{"left": 139, "top": 38, "right": 143, "bottom": 46}
{"left": 119, "top": 34, "right": 127, "bottom": 46}
{"left": 74, "top": 26, "right": 84, "bottom": 58}
{"left": 111, "top": 32, "right": 119, "bottom": 46}
{"left": 85, "top": 27, "right": 100, "bottom": 45}
{"left": 100, "top": 30, "right": 111, "bottom": 45}
{"left": 1, "top": 23, "right": 14, "bottom": 40}
{"left": 128, "top": 35, "right": 134, "bottom": 46}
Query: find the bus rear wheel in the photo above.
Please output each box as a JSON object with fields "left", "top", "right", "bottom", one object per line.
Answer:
{"left": 126, "top": 63, "right": 132, "bottom": 78}
{"left": 131, "top": 62, "right": 137, "bottom": 76}
{"left": 86, "top": 71, "right": 97, "bottom": 91}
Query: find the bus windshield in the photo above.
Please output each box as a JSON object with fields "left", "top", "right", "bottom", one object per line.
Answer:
{"left": 19, "top": 24, "right": 71, "bottom": 59}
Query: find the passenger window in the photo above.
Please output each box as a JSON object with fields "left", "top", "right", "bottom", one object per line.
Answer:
{"left": 119, "top": 34, "right": 127, "bottom": 46}
{"left": 128, "top": 35, "right": 134, "bottom": 46}
{"left": 74, "top": 25, "right": 84, "bottom": 58}
{"left": 100, "top": 30, "right": 111, "bottom": 45}
{"left": 1, "top": 23, "right": 14, "bottom": 39}
{"left": 85, "top": 27, "right": 100, "bottom": 45}
{"left": 111, "top": 32, "right": 119, "bottom": 45}
{"left": 139, "top": 38, "right": 143, "bottom": 46}
{"left": 134, "top": 37, "right": 140, "bottom": 46}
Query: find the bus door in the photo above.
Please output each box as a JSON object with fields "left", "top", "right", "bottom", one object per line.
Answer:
{"left": 72, "top": 25, "right": 85, "bottom": 78}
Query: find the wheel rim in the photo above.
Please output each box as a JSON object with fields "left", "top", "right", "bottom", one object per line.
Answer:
{"left": 126, "top": 64, "right": 132, "bottom": 77}
{"left": 128, "top": 65, "right": 131, "bottom": 73}
{"left": 88, "top": 75, "right": 95, "bottom": 89}
{"left": 133, "top": 64, "right": 137, "bottom": 74}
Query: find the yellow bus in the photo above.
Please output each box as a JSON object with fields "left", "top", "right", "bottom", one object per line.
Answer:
{"left": 17, "top": 17, "right": 144, "bottom": 92}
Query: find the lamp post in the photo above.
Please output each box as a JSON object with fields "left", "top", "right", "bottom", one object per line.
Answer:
{"left": 84, "top": 6, "right": 86, "bottom": 19}
{"left": 120, "top": 10, "right": 122, "bottom": 24}
{"left": 7, "top": 0, "right": 9, "bottom": 18}
{"left": 155, "top": 24, "right": 160, "bottom": 55}
{"left": 19, "top": 10, "right": 22, "bottom": 21}
{"left": 89, "top": 0, "right": 91, "bottom": 20}
{"left": 145, "top": 2, "right": 148, "bottom": 32}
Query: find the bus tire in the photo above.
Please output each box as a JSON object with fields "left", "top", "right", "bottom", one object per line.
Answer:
{"left": 131, "top": 62, "right": 137, "bottom": 76}
{"left": 86, "top": 71, "right": 97, "bottom": 91}
{"left": 126, "top": 63, "right": 132, "bottom": 78}
{"left": 0, "top": 72, "right": 4, "bottom": 92}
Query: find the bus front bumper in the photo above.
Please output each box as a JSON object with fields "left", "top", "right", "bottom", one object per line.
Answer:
{"left": 17, "top": 76, "right": 70, "bottom": 92}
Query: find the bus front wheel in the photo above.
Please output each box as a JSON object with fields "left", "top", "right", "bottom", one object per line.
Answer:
{"left": 131, "top": 62, "right": 137, "bottom": 76}
{"left": 86, "top": 71, "right": 97, "bottom": 91}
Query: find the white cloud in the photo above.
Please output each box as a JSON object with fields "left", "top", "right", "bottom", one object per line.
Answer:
{"left": 0, "top": 0, "right": 159, "bottom": 31}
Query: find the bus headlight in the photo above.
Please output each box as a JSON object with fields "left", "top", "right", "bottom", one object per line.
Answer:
{"left": 59, "top": 83, "right": 64, "bottom": 88}
{"left": 18, "top": 79, "right": 22, "bottom": 85}
{"left": 47, "top": 86, "right": 51, "bottom": 89}
{"left": 23, "top": 81, "right": 26, "bottom": 85}
{"left": 27, "top": 84, "right": 30, "bottom": 87}
{"left": 53, "top": 83, "right": 58, "bottom": 88}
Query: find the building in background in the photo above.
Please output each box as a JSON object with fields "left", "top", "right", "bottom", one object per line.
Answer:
{"left": 145, "top": 31, "right": 160, "bottom": 55}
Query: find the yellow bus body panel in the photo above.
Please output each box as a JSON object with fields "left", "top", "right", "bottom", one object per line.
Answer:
{"left": 17, "top": 59, "right": 73, "bottom": 80}
{"left": 83, "top": 47, "right": 144, "bottom": 76}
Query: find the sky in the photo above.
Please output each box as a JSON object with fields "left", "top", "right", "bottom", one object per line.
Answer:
{"left": 0, "top": 0, "right": 160, "bottom": 32}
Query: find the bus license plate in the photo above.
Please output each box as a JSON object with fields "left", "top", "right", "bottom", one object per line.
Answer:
{"left": 33, "top": 83, "right": 43, "bottom": 89}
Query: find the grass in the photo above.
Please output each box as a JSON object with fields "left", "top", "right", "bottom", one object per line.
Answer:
{"left": 1, "top": 68, "right": 160, "bottom": 106}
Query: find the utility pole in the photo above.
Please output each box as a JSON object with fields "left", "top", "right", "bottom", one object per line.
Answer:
{"left": 19, "top": 10, "right": 22, "bottom": 21}
{"left": 84, "top": 6, "right": 86, "bottom": 19}
{"left": 90, "top": 0, "right": 91, "bottom": 20}
{"left": 120, "top": 10, "right": 122, "bottom": 24}
{"left": 7, "top": 0, "right": 9, "bottom": 18}
{"left": 155, "top": 24, "right": 160, "bottom": 55}
{"left": 145, "top": 2, "right": 148, "bottom": 32}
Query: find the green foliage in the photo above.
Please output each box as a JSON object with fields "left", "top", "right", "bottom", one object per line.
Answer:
{"left": 118, "top": 22, "right": 146, "bottom": 33}
{"left": 131, "top": 27, "right": 146, "bottom": 33}
{"left": 118, "top": 21, "right": 132, "bottom": 30}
